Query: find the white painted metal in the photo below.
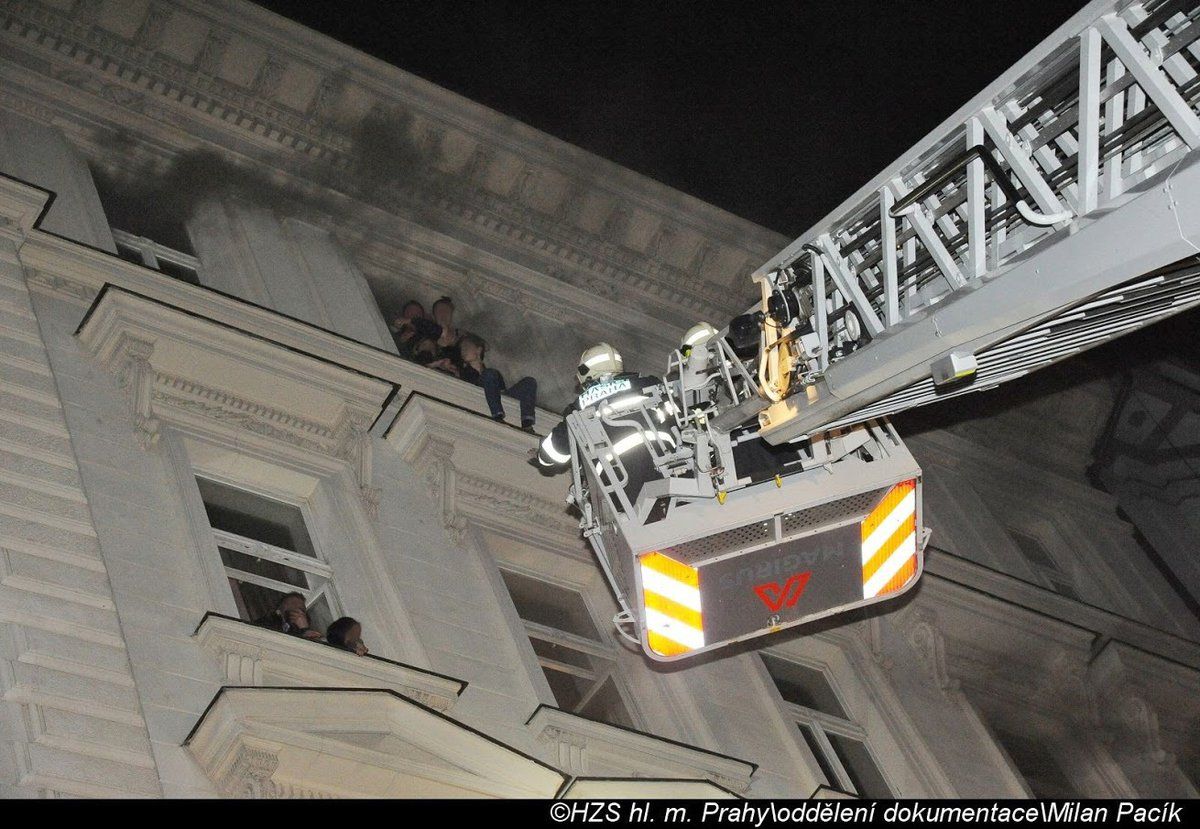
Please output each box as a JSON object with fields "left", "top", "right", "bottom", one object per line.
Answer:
{"left": 742, "top": 0, "right": 1200, "bottom": 443}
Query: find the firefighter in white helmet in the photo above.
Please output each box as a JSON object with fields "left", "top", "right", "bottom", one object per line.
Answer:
{"left": 537, "top": 343, "right": 625, "bottom": 469}
{"left": 536, "top": 342, "right": 677, "bottom": 511}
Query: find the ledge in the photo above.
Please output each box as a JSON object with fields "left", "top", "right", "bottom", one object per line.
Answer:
{"left": 559, "top": 777, "right": 740, "bottom": 799}
{"left": 193, "top": 613, "right": 465, "bottom": 712}
{"left": 527, "top": 705, "right": 757, "bottom": 795}
{"left": 185, "top": 686, "right": 565, "bottom": 798}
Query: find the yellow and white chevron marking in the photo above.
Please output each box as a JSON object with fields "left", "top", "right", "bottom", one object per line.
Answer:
{"left": 861, "top": 479, "right": 918, "bottom": 599}
{"left": 640, "top": 552, "right": 705, "bottom": 657}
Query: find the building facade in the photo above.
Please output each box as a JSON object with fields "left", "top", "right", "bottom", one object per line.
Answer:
{"left": 0, "top": 0, "right": 1198, "bottom": 798}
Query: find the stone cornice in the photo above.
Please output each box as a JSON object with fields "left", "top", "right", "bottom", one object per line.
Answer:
{"left": 924, "top": 549, "right": 1200, "bottom": 670}
{"left": 385, "top": 393, "right": 585, "bottom": 553}
{"left": 76, "top": 285, "right": 392, "bottom": 511}
{"left": 0, "top": 202, "right": 562, "bottom": 428}
{"left": 0, "top": 173, "right": 49, "bottom": 242}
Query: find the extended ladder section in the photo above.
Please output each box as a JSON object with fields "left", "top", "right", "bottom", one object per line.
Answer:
{"left": 751, "top": 0, "right": 1200, "bottom": 445}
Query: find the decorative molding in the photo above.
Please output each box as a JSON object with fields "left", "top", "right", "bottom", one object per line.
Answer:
{"left": 133, "top": 2, "right": 171, "bottom": 52}
{"left": 904, "top": 606, "right": 960, "bottom": 698}
{"left": 193, "top": 27, "right": 230, "bottom": 75}
{"left": 75, "top": 286, "right": 393, "bottom": 516}
{"left": 0, "top": 0, "right": 786, "bottom": 330}
{"left": 219, "top": 743, "right": 280, "bottom": 797}
{"left": 251, "top": 53, "right": 288, "bottom": 100}
{"left": 386, "top": 394, "right": 585, "bottom": 552}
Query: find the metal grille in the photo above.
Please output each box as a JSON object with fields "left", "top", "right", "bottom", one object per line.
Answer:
{"left": 660, "top": 517, "right": 775, "bottom": 565}
{"left": 659, "top": 486, "right": 890, "bottom": 565}
{"left": 779, "top": 488, "right": 886, "bottom": 538}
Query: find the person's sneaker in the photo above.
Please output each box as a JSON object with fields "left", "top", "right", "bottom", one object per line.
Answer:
{"left": 491, "top": 413, "right": 505, "bottom": 422}
{"left": 521, "top": 421, "right": 536, "bottom": 434}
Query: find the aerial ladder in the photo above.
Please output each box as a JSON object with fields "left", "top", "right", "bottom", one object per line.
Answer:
{"left": 557, "top": 0, "right": 1200, "bottom": 661}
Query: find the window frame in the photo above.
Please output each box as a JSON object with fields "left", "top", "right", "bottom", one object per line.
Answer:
{"left": 111, "top": 228, "right": 202, "bottom": 283}
{"left": 498, "top": 562, "right": 639, "bottom": 728}
{"left": 760, "top": 652, "right": 893, "bottom": 798}
{"left": 197, "top": 473, "right": 343, "bottom": 627}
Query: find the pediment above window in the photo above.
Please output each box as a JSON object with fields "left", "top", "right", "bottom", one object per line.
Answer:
{"left": 385, "top": 394, "right": 581, "bottom": 549}
{"left": 527, "top": 705, "right": 757, "bottom": 795}
{"left": 77, "top": 286, "right": 394, "bottom": 513}
{"left": 185, "top": 687, "right": 566, "bottom": 798}
{"left": 193, "top": 613, "right": 465, "bottom": 713}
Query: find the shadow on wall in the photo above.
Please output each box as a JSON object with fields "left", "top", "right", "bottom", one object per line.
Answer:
{"left": 90, "top": 107, "right": 438, "bottom": 252}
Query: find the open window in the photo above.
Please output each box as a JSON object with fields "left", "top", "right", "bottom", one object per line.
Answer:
{"left": 499, "top": 568, "right": 635, "bottom": 729}
{"left": 761, "top": 653, "right": 892, "bottom": 798}
{"left": 197, "top": 477, "right": 340, "bottom": 633}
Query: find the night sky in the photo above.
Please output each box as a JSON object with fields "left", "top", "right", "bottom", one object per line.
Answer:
{"left": 253, "top": 0, "right": 1196, "bottom": 370}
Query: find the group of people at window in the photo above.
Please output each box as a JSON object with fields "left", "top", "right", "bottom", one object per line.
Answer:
{"left": 390, "top": 296, "right": 539, "bottom": 432}
{"left": 255, "top": 591, "right": 370, "bottom": 657}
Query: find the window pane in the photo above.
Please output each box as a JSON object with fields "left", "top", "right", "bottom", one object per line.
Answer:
{"left": 761, "top": 654, "right": 847, "bottom": 718}
{"left": 579, "top": 676, "right": 634, "bottom": 729}
{"left": 158, "top": 257, "right": 201, "bottom": 285}
{"left": 542, "top": 666, "right": 592, "bottom": 711}
{"left": 219, "top": 546, "right": 308, "bottom": 588}
{"left": 307, "top": 593, "right": 335, "bottom": 636}
{"left": 499, "top": 570, "right": 600, "bottom": 640}
{"left": 228, "top": 578, "right": 290, "bottom": 624}
{"left": 530, "top": 635, "right": 594, "bottom": 670}
{"left": 197, "top": 477, "right": 316, "bottom": 557}
{"left": 797, "top": 722, "right": 841, "bottom": 790}
{"left": 827, "top": 733, "right": 891, "bottom": 798}
{"left": 994, "top": 729, "right": 1077, "bottom": 798}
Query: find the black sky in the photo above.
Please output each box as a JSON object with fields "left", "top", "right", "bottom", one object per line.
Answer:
{"left": 253, "top": 0, "right": 1088, "bottom": 236}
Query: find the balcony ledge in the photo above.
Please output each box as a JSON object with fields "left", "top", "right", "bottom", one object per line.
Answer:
{"left": 527, "top": 705, "right": 757, "bottom": 795}
{"left": 193, "top": 613, "right": 465, "bottom": 713}
{"left": 185, "top": 686, "right": 565, "bottom": 798}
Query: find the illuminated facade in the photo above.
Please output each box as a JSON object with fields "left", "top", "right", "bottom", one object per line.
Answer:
{"left": 0, "top": 0, "right": 1197, "bottom": 798}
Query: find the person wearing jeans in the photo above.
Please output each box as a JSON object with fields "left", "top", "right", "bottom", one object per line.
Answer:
{"left": 458, "top": 333, "right": 537, "bottom": 431}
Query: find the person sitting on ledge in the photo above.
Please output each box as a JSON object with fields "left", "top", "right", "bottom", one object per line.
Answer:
{"left": 390, "top": 300, "right": 440, "bottom": 360}
{"left": 431, "top": 296, "right": 462, "bottom": 365}
{"left": 254, "top": 592, "right": 322, "bottom": 641}
{"left": 457, "top": 333, "right": 538, "bottom": 432}
{"left": 325, "top": 616, "right": 369, "bottom": 656}
{"left": 413, "top": 334, "right": 460, "bottom": 376}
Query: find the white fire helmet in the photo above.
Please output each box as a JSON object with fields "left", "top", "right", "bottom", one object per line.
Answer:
{"left": 682, "top": 322, "right": 718, "bottom": 350}
{"left": 577, "top": 343, "right": 624, "bottom": 386}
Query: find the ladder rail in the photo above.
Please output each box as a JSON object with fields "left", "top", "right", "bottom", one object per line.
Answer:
{"left": 747, "top": 0, "right": 1200, "bottom": 441}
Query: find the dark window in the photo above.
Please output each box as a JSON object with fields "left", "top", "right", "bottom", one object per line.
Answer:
{"left": 499, "top": 568, "right": 633, "bottom": 728}
{"left": 500, "top": 569, "right": 601, "bottom": 640}
{"left": 994, "top": 729, "right": 1077, "bottom": 798}
{"left": 761, "top": 653, "right": 848, "bottom": 718}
